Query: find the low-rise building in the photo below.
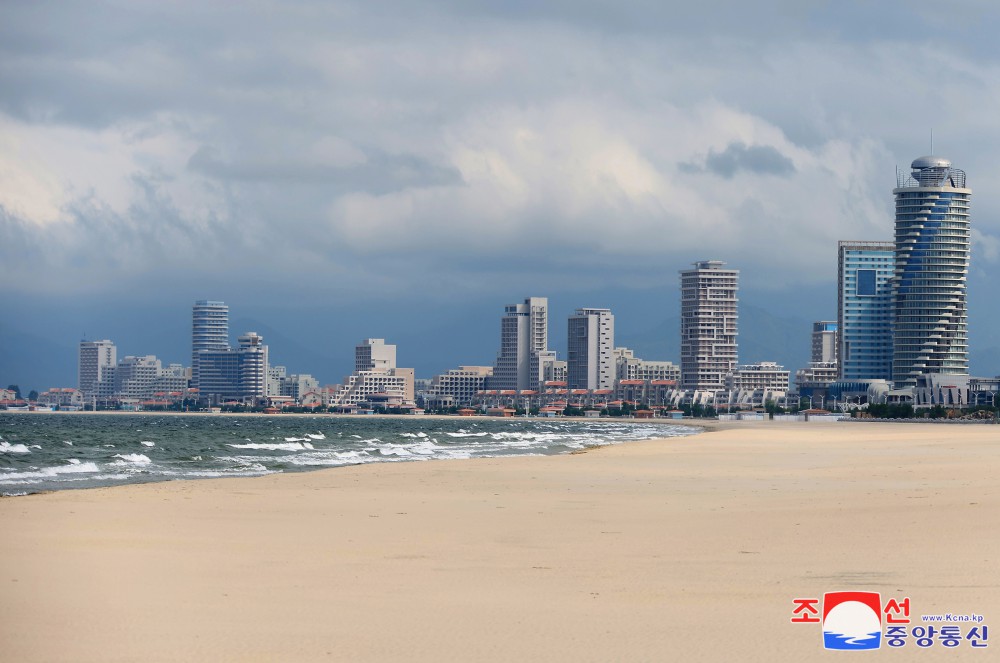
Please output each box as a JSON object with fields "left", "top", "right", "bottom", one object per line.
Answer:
{"left": 614, "top": 347, "right": 681, "bottom": 382}
{"left": 725, "top": 362, "right": 790, "bottom": 392}
{"left": 423, "top": 366, "right": 493, "bottom": 408}
{"left": 328, "top": 369, "right": 415, "bottom": 407}
{"left": 38, "top": 388, "right": 84, "bottom": 408}
{"left": 794, "top": 361, "right": 839, "bottom": 392}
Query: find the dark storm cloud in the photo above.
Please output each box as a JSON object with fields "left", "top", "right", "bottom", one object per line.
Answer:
{"left": 0, "top": 0, "right": 998, "bottom": 302}
{"left": 681, "top": 142, "right": 795, "bottom": 179}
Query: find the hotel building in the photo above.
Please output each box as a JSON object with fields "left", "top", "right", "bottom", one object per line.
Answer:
{"left": 892, "top": 156, "right": 971, "bottom": 387}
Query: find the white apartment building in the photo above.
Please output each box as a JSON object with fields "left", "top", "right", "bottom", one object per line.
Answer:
{"left": 38, "top": 388, "right": 85, "bottom": 408}
{"left": 680, "top": 261, "right": 739, "bottom": 390}
{"left": 567, "top": 308, "right": 615, "bottom": 391}
{"left": 356, "top": 339, "right": 397, "bottom": 373}
{"left": 725, "top": 362, "right": 790, "bottom": 392}
{"left": 613, "top": 347, "right": 680, "bottom": 382}
{"left": 267, "top": 365, "right": 287, "bottom": 398}
{"left": 794, "top": 362, "right": 839, "bottom": 391}
{"left": 280, "top": 374, "right": 320, "bottom": 400}
{"left": 812, "top": 321, "right": 838, "bottom": 364}
{"left": 113, "top": 355, "right": 165, "bottom": 400}
{"left": 424, "top": 366, "right": 493, "bottom": 407}
{"left": 492, "top": 297, "right": 549, "bottom": 391}
{"left": 328, "top": 370, "right": 413, "bottom": 407}
{"left": 540, "top": 352, "right": 567, "bottom": 383}
{"left": 78, "top": 339, "right": 117, "bottom": 399}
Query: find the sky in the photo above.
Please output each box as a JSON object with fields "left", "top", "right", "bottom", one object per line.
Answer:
{"left": 2, "top": 0, "right": 999, "bottom": 389}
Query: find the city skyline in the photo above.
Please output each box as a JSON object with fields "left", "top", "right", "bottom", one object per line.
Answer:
{"left": 2, "top": 2, "right": 1000, "bottom": 390}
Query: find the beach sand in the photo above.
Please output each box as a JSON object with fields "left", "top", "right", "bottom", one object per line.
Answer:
{"left": 1, "top": 421, "right": 997, "bottom": 661}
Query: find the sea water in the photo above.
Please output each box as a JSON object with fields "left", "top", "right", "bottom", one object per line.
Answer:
{"left": 0, "top": 414, "right": 697, "bottom": 495}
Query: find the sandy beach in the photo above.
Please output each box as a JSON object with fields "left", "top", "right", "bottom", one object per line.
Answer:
{"left": 1, "top": 420, "right": 997, "bottom": 661}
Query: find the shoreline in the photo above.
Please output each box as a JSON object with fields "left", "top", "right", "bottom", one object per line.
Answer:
{"left": 4, "top": 421, "right": 996, "bottom": 661}
{"left": 1, "top": 408, "right": 717, "bottom": 425}
{"left": 1, "top": 413, "right": 706, "bottom": 498}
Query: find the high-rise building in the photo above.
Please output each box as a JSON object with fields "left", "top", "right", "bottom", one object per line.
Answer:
{"left": 837, "top": 241, "right": 894, "bottom": 381}
{"left": 492, "top": 297, "right": 549, "bottom": 391}
{"left": 78, "top": 339, "right": 117, "bottom": 399}
{"left": 811, "top": 321, "right": 838, "bottom": 364}
{"left": 196, "top": 331, "right": 268, "bottom": 403}
{"left": 680, "top": 261, "right": 738, "bottom": 390}
{"left": 567, "top": 308, "right": 615, "bottom": 390}
{"left": 355, "top": 338, "right": 397, "bottom": 373}
{"left": 192, "top": 300, "right": 229, "bottom": 390}
{"left": 892, "top": 156, "right": 971, "bottom": 387}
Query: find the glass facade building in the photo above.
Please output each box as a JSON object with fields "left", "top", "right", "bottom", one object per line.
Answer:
{"left": 892, "top": 156, "right": 971, "bottom": 387}
{"left": 838, "top": 241, "right": 894, "bottom": 381}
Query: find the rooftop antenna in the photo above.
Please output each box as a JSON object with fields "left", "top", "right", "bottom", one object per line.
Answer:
{"left": 930, "top": 128, "right": 934, "bottom": 156}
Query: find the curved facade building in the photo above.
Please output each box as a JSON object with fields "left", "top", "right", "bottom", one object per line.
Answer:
{"left": 192, "top": 300, "right": 230, "bottom": 390}
{"left": 892, "top": 156, "right": 970, "bottom": 387}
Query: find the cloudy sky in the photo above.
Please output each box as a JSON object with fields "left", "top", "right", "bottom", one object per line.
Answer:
{"left": 2, "top": 0, "right": 999, "bottom": 387}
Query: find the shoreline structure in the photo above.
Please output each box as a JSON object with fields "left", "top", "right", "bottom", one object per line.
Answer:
{"left": 2, "top": 421, "right": 997, "bottom": 661}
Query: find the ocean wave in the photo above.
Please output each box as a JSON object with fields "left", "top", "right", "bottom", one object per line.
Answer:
{"left": 228, "top": 442, "right": 314, "bottom": 451}
{"left": 141, "top": 441, "right": 156, "bottom": 447}
{"left": 0, "top": 460, "right": 101, "bottom": 482}
{"left": 112, "top": 453, "right": 152, "bottom": 465}
{"left": 0, "top": 441, "right": 31, "bottom": 454}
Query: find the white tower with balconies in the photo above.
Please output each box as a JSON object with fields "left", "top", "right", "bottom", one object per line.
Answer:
{"left": 892, "top": 156, "right": 971, "bottom": 388}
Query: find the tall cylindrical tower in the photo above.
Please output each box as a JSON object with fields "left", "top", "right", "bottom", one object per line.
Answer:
{"left": 192, "top": 300, "right": 230, "bottom": 389}
{"left": 892, "top": 156, "right": 970, "bottom": 388}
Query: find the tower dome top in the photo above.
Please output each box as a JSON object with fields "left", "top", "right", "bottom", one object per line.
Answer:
{"left": 911, "top": 155, "right": 951, "bottom": 169}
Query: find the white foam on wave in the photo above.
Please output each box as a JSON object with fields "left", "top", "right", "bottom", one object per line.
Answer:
{"left": 141, "top": 441, "right": 155, "bottom": 447}
{"left": 399, "top": 432, "right": 428, "bottom": 438}
{"left": 0, "top": 441, "right": 31, "bottom": 454}
{"left": 284, "top": 449, "right": 374, "bottom": 467}
{"left": 306, "top": 433, "right": 326, "bottom": 440}
{"left": 113, "top": 453, "right": 152, "bottom": 466}
{"left": 0, "top": 461, "right": 101, "bottom": 483}
{"left": 284, "top": 436, "right": 309, "bottom": 442}
{"left": 63, "top": 440, "right": 73, "bottom": 446}
{"left": 228, "top": 442, "right": 314, "bottom": 451}
{"left": 445, "top": 431, "right": 488, "bottom": 438}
